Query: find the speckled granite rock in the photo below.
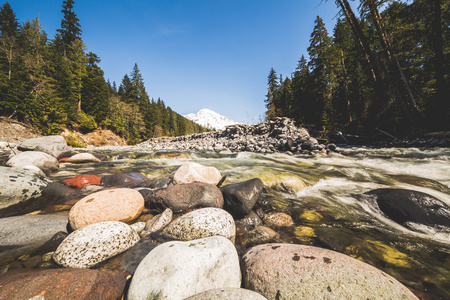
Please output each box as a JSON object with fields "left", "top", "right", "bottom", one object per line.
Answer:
{"left": 67, "top": 153, "right": 101, "bottom": 163}
{"left": 185, "top": 288, "right": 267, "bottom": 300}
{"left": 162, "top": 207, "right": 236, "bottom": 241}
{"left": 53, "top": 221, "right": 140, "bottom": 268}
{"left": 242, "top": 243, "right": 418, "bottom": 300}
{"left": 127, "top": 236, "right": 241, "bottom": 300}
{"left": 0, "top": 167, "right": 73, "bottom": 218}
{"left": 173, "top": 162, "right": 222, "bottom": 185}
{"left": 6, "top": 151, "right": 59, "bottom": 174}
{"left": 69, "top": 188, "right": 145, "bottom": 230}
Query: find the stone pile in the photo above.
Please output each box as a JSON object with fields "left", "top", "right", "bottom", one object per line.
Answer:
{"left": 137, "top": 117, "right": 332, "bottom": 154}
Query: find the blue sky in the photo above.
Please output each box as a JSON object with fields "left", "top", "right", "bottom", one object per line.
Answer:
{"left": 11, "top": 0, "right": 343, "bottom": 124}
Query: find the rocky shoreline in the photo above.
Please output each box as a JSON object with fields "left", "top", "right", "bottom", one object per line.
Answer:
{"left": 1, "top": 124, "right": 449, "bottom": 299}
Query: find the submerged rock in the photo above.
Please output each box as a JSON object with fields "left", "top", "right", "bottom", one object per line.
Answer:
{"left": 53, "top": 221, "right": 140, "bottom": 268}
{"left": 102, "top": 172, "right": 150, "bottom": 188}
{"left": 162, "top": 207, "right": 236, "bottom": 241}
{"left": 242, "top": 243, "right": 418, "bottom": 299}
{"left": 144, "top": 182, "right": 223, "bottom": 213}
{"left": 263, "top": 212, "right": 295, "bottom": 228}
{"left": 0, "top": 268, "right": 127, "bottom": 299}
{"left": 365, "top": 188, "right": 450, "bottom": 227}
{"left": 127, "top": 236, "right": 241, "bottom": 300}
{"left": 69, "top": 188, "right": 145, "bottom": 230}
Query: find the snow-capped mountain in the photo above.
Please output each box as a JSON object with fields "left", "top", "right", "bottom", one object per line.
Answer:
{"left": 183, "top": 108, "right": 239, "bottom": 130}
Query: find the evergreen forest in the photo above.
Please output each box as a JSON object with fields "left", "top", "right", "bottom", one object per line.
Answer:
{"left": 0, "top": 0, "right": 208, "bottom": 145}
{"left": 265, "top": 0, "right": 449, "bottom": 136}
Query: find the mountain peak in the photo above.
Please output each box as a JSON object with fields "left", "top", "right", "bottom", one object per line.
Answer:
{"left": 184, "top": 108, "right": 240, "bottom": 130}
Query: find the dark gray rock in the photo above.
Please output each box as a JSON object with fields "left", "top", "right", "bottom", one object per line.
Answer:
{"left": 221, "top": 178, "right": 263, "bottom": 218}
{"left": 144, "top": 182, "right": 224, "bottom": 213}
{"left": 0, "top": 167, "right": 74, "bottom": 218}
{"left": 0, "top": 212, "right": 69, "bottom": 260}
{"left": 102, "top": 172, "right": 150, "bottom": 188}
{"left": 365, "top": 188, "right": 450, "bottom": 227}
{"left": 18, "top": 135, "right": 73, "bottom": 159}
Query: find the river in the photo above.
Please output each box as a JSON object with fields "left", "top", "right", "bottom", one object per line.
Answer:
{"left": 25, "top": 146, "right": 450, "bottom": 298}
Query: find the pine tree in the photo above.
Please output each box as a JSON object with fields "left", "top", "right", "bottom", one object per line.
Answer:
{"left": 56, "top": 0, "right": 82, "bottom": 48}
{"left": 265, "top": 67, "right": 280, "bottom": 120}
{"left": 0, "top": 2, "right": 19, "bottom": 80}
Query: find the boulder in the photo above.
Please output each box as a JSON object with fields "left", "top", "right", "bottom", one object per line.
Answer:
{"left": 102, "top": 172, "right": 150, "bottom": 188}
{"left": 127, "top": 236, "right": 241, "bottom": 300}
{"left": 185, "top": 288, "right": 267, "bottom": 300}
{"left": 0, "top": 167, "right": 73, "bottom": 218}
{"left": 69, "top": 188, "right": 145, "bottom": 230}
{"left": 235, "top": 210, "right": 263, "bottom": 229}
{"left": 63, "top": 174, "right": 101, "bottom": 189}
{"left": 221, "top": 178, "right": 263, "bottom": 218}
{"left": 53, "top": 221, "right": 140, "bottom": 268}
{"left": 0, "top": 268, "right": 127, "bottom": 299}
{"left": 6, "top": 151, "right": 59, "bottom": 174}
{"left": 141, "top": 208, "right": 173, "bottom": 237}
{"left": 144, "top": 183, "right": 224, "bottom": 213}
{"left": 365, "top": 188, "right": 450, "bottom": 227}
{"left": 18, "top": 135, "right": 72, "bottom": 159}
{"left": 162, "top": 207, "right": 236, "bottom": 242}
{"left": 0, "top": 212, "right": 69, "bottom": 260}
{"left": 173, "top": 162, "right": 222, "bottom": 185}
{"left": 241, "top": 225, "right": 280, "bottom": 248}
{"left": 242, "top": 243, "right": 418, "bottom": 300}
{"left": 67, "top": 153, "right": 101, "bottom": 163}
{"left": 263, "top": 173, "right": 307, "bottom": 194}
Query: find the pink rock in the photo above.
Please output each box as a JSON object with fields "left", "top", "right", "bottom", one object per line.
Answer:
{"left": 69, "top": 188, "right": 144, "bottom": 230}
{"left": 63, "top": 175, "right": 101, "bottom": 189}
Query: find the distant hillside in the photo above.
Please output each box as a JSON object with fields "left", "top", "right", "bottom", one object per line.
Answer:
{"left": 184, "top": 108, "right": 240, "bottom": 130}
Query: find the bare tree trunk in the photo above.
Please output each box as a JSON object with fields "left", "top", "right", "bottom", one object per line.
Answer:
{"left": 340, "top": 49, "right": 352, "bottom": 123}
{"left": 366, "top": 0, "right": 422, "bottom": 116}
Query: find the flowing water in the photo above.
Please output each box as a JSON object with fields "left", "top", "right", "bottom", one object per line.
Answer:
{"left": 14, "top": 147, "right": 450, "bottom": 298}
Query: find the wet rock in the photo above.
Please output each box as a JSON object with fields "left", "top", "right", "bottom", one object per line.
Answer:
{"left": 0, "top": 268, "right": 127, "bottom": 299}
{"left": 63, "top": 174, "right": 101, "bottom": 189}
{"left": 53, "top": 221, "right": 140, "bottom": 268}
{"left": 127, "top": 236, "right": 241, "bottom": 300}
{"left": 148, "top": 177, "right": 172, "bottom": 189}
{"left": 69, "top": 188, "right": 145, "bottom": 230}
{"left": 144, "top": 183, "right": 224, "bottom": 213}
{"left": 242, "top": 225, "right": 280, "bottom": 248}
{"left": 30, "top": 231, "right": 68, "bottom": 256}
{"left": 6, "top": 151, "right": 59, "bottom": 174}
{"left": 141, "top": 208, "right": 173, "bottom": 237}
{"left": 293, "top": 226, "right": 316, "bottom": 243}
{"left": 221, "top": 178, "right": 263, "bottom": 218}
{"left": 235, "top": 210, "right": 263, "bottom": 229}
{"left": 173, "top": 162, "right": 222, "bottom": 185}
{"left": 102, "top": 172, "right": 150, "bottom": 188}
{"left": 264, "top": 212, "right": 295, "bottom": 228}
{"left": 365, "top": 188, "right": 450, "bottom": 227}
{"left": 0, "top": 167, "right": 73, "bottom": 217}
{"left": 258, "top": 172, "right": 307, "bottom": 195}
{"left": 301, "top": 137, "right": 320, "bottom": 151}
{"left": 162, "top": 207, "right": 236, "bottom": 241}
{"left": 185, "top": 288, "right": 267, "bottom": 300}
{"left": 18, "top": 135, "right": 73, "bottom": 159}
{"left": 67, "top": 153, "right": 101, "bottom": 163}
{"left": 242, "top": 243, "right": 418, "bottom": 300}
{"left": 0, "top": 212, "right": 69, "bottom": 260}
